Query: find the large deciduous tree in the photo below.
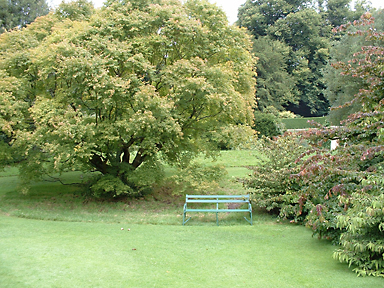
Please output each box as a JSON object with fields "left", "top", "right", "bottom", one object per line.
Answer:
{"left": 268, "top": 8, "right": 330, "bottom": 116}
{"left": 0, "top": 0, "right": 256, "bottom": 197}
{"left": 237, "top": 0, "right": 308, "bottom": 39}
{"left": 323, "top": 0, "right": 371, "bottom": 28}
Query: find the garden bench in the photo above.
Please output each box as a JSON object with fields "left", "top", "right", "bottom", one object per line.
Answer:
{"left": 182, "top": 194, "right": 252, "bottom": 226}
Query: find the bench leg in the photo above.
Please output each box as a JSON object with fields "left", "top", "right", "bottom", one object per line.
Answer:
{"left": 244, "top": 211, "right": 253, "bottom": 225}
{"left": 216, "top": 212, "right": 219, "bottom": 226}
{"left": 183, "top": 211, "right": 191, "bottom": 225}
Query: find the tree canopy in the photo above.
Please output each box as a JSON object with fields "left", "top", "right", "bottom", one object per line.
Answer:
{"left": 0, "top": 0, "right": 256, "bottom": 197}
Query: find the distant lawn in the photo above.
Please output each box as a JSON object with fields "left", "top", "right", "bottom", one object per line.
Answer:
{"left": 193, "top": 149, "right": 264, "bottom": 167}
{"left": 281, "top": 117, "right": 328, "bottom": 129}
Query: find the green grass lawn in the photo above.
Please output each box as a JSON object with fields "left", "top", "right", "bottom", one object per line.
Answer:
{"left": 0, "top": 150, "right": 383, "bottom": 287}
{"left": 193, "top": 149, "right": 265, "bottom": 167}
{"left": 281, "top": 117, "right": 328, "bottom": 129}
{"left": 1, "top": 215, "right": 383, "bottom": 288}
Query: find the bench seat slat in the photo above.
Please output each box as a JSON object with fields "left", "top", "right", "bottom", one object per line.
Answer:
{"left": 186, "top": 195, "right": 248, "bottom": 198}
{"left": 186, "top": 199, "right": 249, "bottom": 203}
{"left": 185, "top": 209, "right": 251, "bottom": 213}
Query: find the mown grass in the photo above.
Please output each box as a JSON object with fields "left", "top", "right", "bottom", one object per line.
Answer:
{"left": 1, "top": 150, "right": 383, "bottom": 287}
{"left": 281, "top": 117, "right": 328, "bottom": 129}
{"left": 1, "top": 216, "right": 383, "bottom": 287}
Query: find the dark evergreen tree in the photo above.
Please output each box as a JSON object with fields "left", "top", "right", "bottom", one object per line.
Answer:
{"left": 252, "top": 36, "right": 296, "bottom": 111}
{"left": 237, "top": 0, "right": 308, "bottom": 38}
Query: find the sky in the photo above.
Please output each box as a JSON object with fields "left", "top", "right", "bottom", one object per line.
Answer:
{"left": 49, "top": 0, "right": 383, "bottom": 24}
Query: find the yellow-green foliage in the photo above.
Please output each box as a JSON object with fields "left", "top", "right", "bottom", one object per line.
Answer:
{"left": 0, "top": 0, "right": 256, "bottom": 196}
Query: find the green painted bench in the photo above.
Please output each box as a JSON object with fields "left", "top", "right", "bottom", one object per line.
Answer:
{"left": 182, "top": 194, "right": 252, "bottom": 226}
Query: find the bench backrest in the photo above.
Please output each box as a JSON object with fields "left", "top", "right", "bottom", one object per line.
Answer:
{"left": 185, "top": 194, "right": 249, "bottom": 203}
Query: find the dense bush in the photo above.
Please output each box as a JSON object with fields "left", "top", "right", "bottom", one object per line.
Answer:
{"left": 244, "top": 125, "right": 384, "bottom": 274}
{"left": 297, "top": 140, "right": 370, "bottom": 241}
{"left": 334, "top": 178, "right": 384, "bottom": 277}
{"left": 243, "top": 134, "right": 307, "bottom": 219}
{"left": 244, "top": 132, "right": 358, "bottom": 233}
{"left": 252, "top": 111, "right": 282, "bottom": 138}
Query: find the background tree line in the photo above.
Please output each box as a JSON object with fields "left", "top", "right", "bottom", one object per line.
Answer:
{"left": 0, "top": 0, "right": 50, "bottom": 33}
{"left": 238, "top": 0, "right": 374, "bottom": 119}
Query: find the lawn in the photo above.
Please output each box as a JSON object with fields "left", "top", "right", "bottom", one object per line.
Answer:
{"left": 0, "top": 150, "right": 383, "bottom": 287}
{"left": 281, "top": 117, "right": 328, "bottom": 129}
{"left": 1, "top": 216, "right": 383, "bottom": 288}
